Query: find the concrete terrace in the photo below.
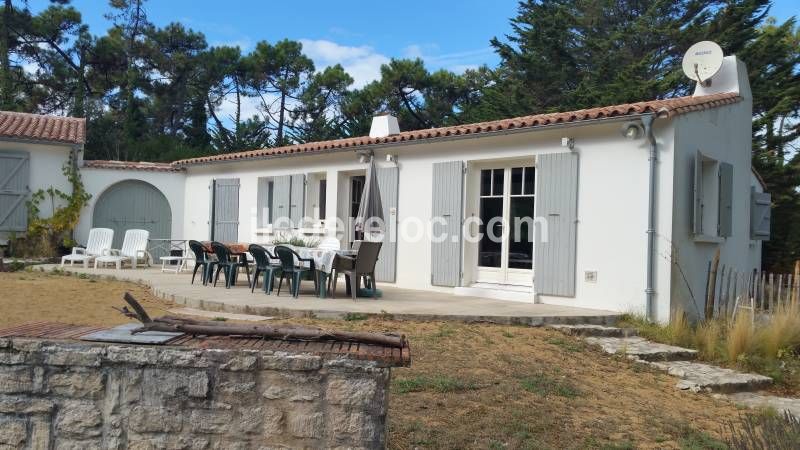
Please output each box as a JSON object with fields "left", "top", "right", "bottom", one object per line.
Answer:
{"left": 45, "top": 265, "right": 621, "bottom": 326}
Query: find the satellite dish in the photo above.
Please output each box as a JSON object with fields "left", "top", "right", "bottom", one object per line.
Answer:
{"left": 682, "top": 41, "right": 724, "bottom": 86}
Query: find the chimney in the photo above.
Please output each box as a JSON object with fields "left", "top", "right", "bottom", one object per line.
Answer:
{"left": 369, "top": 113, "right": 400, "bottom": 138}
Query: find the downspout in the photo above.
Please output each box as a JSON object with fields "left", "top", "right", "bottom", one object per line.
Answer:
{"left": 642, "top": 114, "right": 658, "bottom": 321}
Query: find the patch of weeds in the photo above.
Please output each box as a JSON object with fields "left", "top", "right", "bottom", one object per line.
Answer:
{"left": 678, "top": 428, "right": 727, "bottom": 450}
{"left": 501, "top": 330, "right": 515, "bottom": 338}
{"left": 430, "top": 323, "right": 457, "bottom": 340}
{"left": 519, "top": 373, "right": 580, "bottom": 398}
{"left": 211, "top": 317, "right": 228, "bottom": 321}
{"left": 77, "top": 272, "right": 89, "bottom": 279}
{"left": 377, "top": 310, "right": 394, "bottom": 320}
{"left": 545, "top": 336, "right": 584, "bottom": 352}
{"left": 392, "top": 375, "right": 479, "bottom": 394}
{"left": 343, "top": 312, "right": 368, "bottom": 321}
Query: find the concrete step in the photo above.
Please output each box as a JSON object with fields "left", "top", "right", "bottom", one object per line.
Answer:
{"left": 648, "top": 360, "right": 772, "bottom": 393}
{"left": 547, "top": 324, "right": 637, "bottom": 338}
{"left": 585, "top": 336, "right": 697, "bottom": 362}
{"left": 716, "top": 392, "right": 800, "bottom": 418}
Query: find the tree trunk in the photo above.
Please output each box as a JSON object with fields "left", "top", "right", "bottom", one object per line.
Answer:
{"left": 0, "top": 0, "right": 13, "bottom": 109}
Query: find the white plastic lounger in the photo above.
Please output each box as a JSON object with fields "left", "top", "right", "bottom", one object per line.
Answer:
{"left": 60, "top": 228, "right": 114, "bottom": 268}
{"left": 94, "top": 229, "right": 151, "bottom": 269}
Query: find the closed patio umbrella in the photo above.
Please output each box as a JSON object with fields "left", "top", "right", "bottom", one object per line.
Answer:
{"left": 354, "top": 156, "right": 384, "bottom": 234}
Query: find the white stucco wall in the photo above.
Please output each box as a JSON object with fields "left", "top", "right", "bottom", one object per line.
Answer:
{"left": 75, "top": 168, "right": 185, "bottom": 246}
{"left": 0, "top": 140, "right": 75, "bottom": 242}
{"left": 181, "top": 119, "right": 674, "bottom": 316}
{"left": 669, "top": 95, "right": 755, "bottom": 320}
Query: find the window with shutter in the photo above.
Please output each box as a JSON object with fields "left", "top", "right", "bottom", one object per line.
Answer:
{"left": 750, "top": 188, "right": 771, "bottom": 240}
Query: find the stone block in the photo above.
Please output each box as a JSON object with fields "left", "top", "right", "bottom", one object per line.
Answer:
{"left": 106, "top": 345, "right": 159, "bottom": 366}
{"left": 0, "top": 366, "right": 33, "bottom": 393}
{"left": 326, "top": 377, "right": 378, "bottom": 406}
{"left": 0, "top": 339, "right": 10, "bottom": 349}
{"left": 0, "top": 417, "right": 26, "bottom": 447}
{"left": 286, "top": 408, "right": 324, "bottom": 439}
{"left": 0, "top": 395, "right": 54, "bottom": 414}
{"left": 0, "top": 350, "right": 27, "bottom": 365}
{"left": 56, "top": 401, "right": 102, "bottom": 437}
{"left": 47, "top": 370, "right": 105, "bottom": 398}
{"left": 156, "top": 349, "right": 212, "bottom": 368}
{"left": 262, "top": 354, "right": 321, "bottom": 371}
{"left": 54, "top": 439, "right": 103, "bottom": 450}
{"left": 29, "top": 418, "right": 51, "bottom": 450}
{"left": 261, "top": 371, "right": 321, "bottom": 402}
{"left": 262, "top": 408, "right": 284, "bottom": 437}
{"left": 128, "top": 405, "right": 182, "bottom": 433}
{"left": 329, "top": 409, "right": 380, "bottom": 442}
{"left": 42, "top": 345, "right": 103, "bottom": 367}
{"left": 220, "top": 352, "right": 259, "bottom": 371}
{"left": 189, "top": 409, "right": 234, "bottom": 434}
{"left": 142, "top": 368, "right": 209, "bottom": 400}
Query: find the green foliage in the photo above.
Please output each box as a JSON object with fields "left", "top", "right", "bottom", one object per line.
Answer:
{"left": 519, "top": 373, "right": 581, "bottom": 398}
{"left": 269, "top": 233, "right": 320, "bottom": 248}
{"left": 14, "top": 161, "right": 91, "bottom": 257}
{"left": 392, "top": 375, "right": 479, "bottom": 394}
{"left": 343, "top": 312, "right": 369, "bottom": 321}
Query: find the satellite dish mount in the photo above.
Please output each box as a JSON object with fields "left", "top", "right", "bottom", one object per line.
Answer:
{"left": 681, "top": 41, "right": 724, "bottom": 87}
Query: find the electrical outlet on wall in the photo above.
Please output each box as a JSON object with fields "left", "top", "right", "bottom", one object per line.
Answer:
{"left": 584, "top": 271, "right": 598, "bottom": 283}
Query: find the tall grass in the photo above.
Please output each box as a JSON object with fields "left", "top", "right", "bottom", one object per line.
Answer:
{"left": 620, "top": 305, "right": 800, "bottom": 375}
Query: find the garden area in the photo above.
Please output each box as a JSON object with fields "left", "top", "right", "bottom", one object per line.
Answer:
{"left": 2, "top": 269, "right": 797, "bottom": 449}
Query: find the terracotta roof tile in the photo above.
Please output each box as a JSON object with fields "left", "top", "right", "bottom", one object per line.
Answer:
{"left": 169, "top": 92, "right": 738, "bottom": 166}
{"left": 83, "top": 160, "right": 184, "bottom": 172}
{"left": 0, "top": 111, "right": 86, "bottom": 144}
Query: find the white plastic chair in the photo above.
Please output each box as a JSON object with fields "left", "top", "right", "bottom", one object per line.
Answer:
{"left": 61, "top": 228, "right": 114, "bottom": 268}
{"left": 94, "top": 229, "right": 151, "bottom": 269}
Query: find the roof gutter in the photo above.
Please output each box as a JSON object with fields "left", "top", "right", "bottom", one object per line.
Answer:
{"left": 176, "top": 113, "right": 659, "bottom": 168}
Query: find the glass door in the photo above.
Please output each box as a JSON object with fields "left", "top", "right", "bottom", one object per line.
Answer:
{"left": 476, "top": 165, "right": 535, "bottom": 285}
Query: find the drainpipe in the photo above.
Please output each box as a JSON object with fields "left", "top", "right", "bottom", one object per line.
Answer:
{"left": 642, "top": 114, "right": 657, "bottom": 321}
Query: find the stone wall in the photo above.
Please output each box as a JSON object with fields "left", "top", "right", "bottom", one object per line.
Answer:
{"left": 0, "top": 337, "right": 391, "bottom": 449}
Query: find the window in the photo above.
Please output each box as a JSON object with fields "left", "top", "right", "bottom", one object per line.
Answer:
{"left": 692, "top": 151, "right": 733, "bottom": 238}
{"left": 256, "top": 177, "right": 274, "bottom": 227}
{"left": 318, "top": 179, "right": 327, "bottom": 220}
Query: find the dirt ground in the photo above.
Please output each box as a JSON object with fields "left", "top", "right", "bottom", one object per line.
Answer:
{"left": 0, "top": 270, "right": 749, "bottom": 449}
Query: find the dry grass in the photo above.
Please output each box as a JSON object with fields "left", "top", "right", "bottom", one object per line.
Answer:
{"left": 726, "top": 313, "right": 756, "bottom": 363}
{"left": 0, "top": 270, "right": 752, "bottom": 449}
{"left": 621, "top": 306, "right": 800, "bottom": 396}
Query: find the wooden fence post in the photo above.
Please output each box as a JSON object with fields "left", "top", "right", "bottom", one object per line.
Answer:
{"left": 705, "top": 248, "right": 721, "bottom": 320}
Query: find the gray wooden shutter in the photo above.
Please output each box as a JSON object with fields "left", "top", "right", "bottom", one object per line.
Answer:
{"left": 256, "top": 177, "right": 269, "bottom": 228}
{"left": 692, "top": 150, "right": 704, "bottom": 235}
{"left": 0, "top": 151, "right": 30, "bottom": 232}
{"left": 290, "top": 174, "right": 305, "bottom": 228}
{"left": 212, "top": 178, "right": 239, "bottom": 242}
{"left": 431, "top": 161, "right": 463, "bottom": 287}
{"left": 272, "top": 175, "right": 291, "bottom": 229}
{"left": 750, "top": 187, "right": 771, "bottom": 240}
{"left": 718, "top": 162, "right": 733, "bottom": 237}
{"left": 375, "top": 166, "right": 399, "bottom": 282}
{"left": 534, "top": 152, "right": 578, "bottom": 297}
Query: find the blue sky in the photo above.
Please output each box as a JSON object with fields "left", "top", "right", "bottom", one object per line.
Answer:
{"left": 34, "top": 0, "right": 794, "bottom": 88}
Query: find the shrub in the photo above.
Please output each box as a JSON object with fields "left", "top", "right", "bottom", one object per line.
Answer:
{"left": 756, "top": 304, "right": 800, "bottom": 360}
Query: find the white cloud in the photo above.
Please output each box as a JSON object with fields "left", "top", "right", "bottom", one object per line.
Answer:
{"left": 401, "top": 44, "right": 494, "bottom": 72}
{"left": 300, "top": 39, "right": 390, "bottom": 88}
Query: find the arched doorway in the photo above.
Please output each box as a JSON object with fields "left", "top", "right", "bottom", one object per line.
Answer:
{"left": 92, "top": 180, "right": 172, "bottom": 259}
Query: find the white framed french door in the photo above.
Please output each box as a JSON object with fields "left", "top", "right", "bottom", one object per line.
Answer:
{"left": 475, "top": 164, "right": 535, "bottom": 286}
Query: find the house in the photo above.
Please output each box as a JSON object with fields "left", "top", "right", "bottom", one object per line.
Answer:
{"left": 0, "top": 111, "right": 86, "bottom": 245}
{"left": 12, "top": 53, "right": 768, "bottom": 323}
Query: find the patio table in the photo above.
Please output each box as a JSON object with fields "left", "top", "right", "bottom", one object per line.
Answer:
{"left": 263, "top": 244, "right": 356, "bottom": 297}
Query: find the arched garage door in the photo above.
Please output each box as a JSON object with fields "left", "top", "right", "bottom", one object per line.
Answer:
{"left": 92, "top": 180, "right": 171, "bottom": 259}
